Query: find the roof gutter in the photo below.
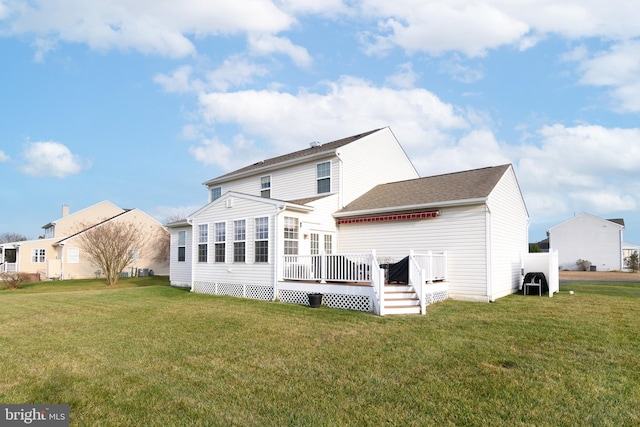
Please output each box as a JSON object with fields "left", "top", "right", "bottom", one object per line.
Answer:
{"left": 333, "top": 197, "right": 488, "bottom": 218}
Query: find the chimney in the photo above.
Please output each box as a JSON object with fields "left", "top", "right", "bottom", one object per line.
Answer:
{"left": 62, "top": 205, "right": 70, "bottom": 217}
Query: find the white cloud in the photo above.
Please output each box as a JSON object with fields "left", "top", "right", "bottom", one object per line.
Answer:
{"left": 189, "top": 134, "right": 264, "bottom": 171}
{"left": 359, "top": 1, "right": 640, "bottom": 57}
{"left": 153, "top": 65, "right": 200, "bottom": 94}
{"left": 515, "top": 124, "right": 640, "bottom": 219}
{"left": 20, "top": 141, "right": 89, "bottom": 178}
{"left": 205, "top": 56, "right": 270, "bottom": 91}
{"left": 386, "top": 62, "right": 419, "bottom": 89}
{"left": 0, "top": 150, "right": 9, "bottom": 162}
{"left": 248, "top": 34, "right": 313, "bottom": 68}
{"left": 576, "top": 40, "right": 640, "bottom": 113}
{"left": 195, "top": 76, "right": 469, "bottom": 161}
{"left": 3, "top": 0, "right": 294, "bottom": 58}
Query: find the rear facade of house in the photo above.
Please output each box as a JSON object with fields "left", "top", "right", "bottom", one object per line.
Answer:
{"left": 169, "top": 127, "right": 530, "bottom": 313}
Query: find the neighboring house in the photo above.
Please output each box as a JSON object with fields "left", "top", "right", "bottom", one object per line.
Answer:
{"left": 547, "top": 213, "right": 625, "bottom": 271}
{"left": 169, "top": 127, "right": 531, "bottom": 314}
{"left": 0, "top": 200, "right": 169, "bottom": 280}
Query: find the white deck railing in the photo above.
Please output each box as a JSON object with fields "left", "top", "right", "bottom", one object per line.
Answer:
{"left": 282, "top": 252, "right": 373, "bottom": 283}
{"left": 0, "top": 263, "right": 17, "bottom": 273}
{"left": 281, "top": 250, "right": 447, "bottom": 316}
{"left": 412, "top": 251, "right": 448, "bottom": 282}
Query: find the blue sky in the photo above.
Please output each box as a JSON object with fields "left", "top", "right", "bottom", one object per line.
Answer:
{"left": 1, "top": 0, "right": 639, "bottom": 245}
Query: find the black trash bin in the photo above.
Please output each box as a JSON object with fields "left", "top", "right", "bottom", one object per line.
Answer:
{"left": 308, "top": 293, "right": 323, "bottom": 308}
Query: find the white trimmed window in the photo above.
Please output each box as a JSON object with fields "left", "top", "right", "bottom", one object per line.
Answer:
{"left": 324, "top": 235, "right": 333, "bottom": 254}
{"left": 67, "top": 247, "right": 79, "bottom": 264}
{"left": 254, "top": 217, "right": 269, "bottom": 263}
{"left": 317, "top": 161, "right": 331, "bottom": 194}
{"left": 260, "top": 176, "right": 271, "bottom": 198}
{"left": 31, "top": 249, "right": 45, "bottom": 263}
{"left": 210, "top": 186, "right": 222, "bottom": 202}
{"left": 214, "top": 222, "right": 226, "bottom": 263}
{"left": 283, "top": 217, "right": 299, "bottom": 255}
{"left": 177, "top": 230, "right": 186, "bottom": 262}
{"left": 198, "top": 224, "right": 208, "bottom": 263}
{"left": 233, "top": 220, "right": 246, "bottom": 263}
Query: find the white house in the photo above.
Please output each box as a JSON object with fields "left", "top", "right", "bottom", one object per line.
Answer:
{"left": 547, "top": 213, "right": 625, "bottom": 271}
{"left": 169, "top": 127, "right": 532, "bottom": 314}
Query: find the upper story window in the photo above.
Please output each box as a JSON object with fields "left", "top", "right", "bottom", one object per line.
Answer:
{"left": 32, "top": 249, "right": 46, "bottom": 263}
{"left": 44, "top": 226, "right": 55, "bottom": 239}
{"left": 177, "top": 230, "right": 186, "bottom": 262}
{"left": 260, "top": 176, "right": 271, "bottom": 198}
{"left": 317, "top": 161, "right": 331, "bottom": 194}
{"left": 210, "top": 186, "right": 222, "bottom": 202}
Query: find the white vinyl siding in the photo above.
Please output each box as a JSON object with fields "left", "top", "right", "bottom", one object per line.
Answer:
{"left": 486, "top": 168, "right": 530, "bottom": 299}
{"left": 338, "top": 204, "right": 489, "bottom": 299}
{"left": 190, "top": 194, "right": 275, "bottom": 285}
{"left": 549, "top": 213, "right": 623, "bottom": 272}
{"left": 170, "top": 225, "right": 192, "bottom": 286}
{"left": 337, "top": 128, "right": 419, "bottom": 206}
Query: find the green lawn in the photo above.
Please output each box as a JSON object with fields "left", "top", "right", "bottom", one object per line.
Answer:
{"left": 1, "top": 278, "right": 639, "bottom": 426}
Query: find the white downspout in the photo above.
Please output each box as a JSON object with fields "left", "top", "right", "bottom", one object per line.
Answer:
{"left": 188, "top": 219, "right": 195, "bottom": 292}
{"left": 273, "top": 204, "right": 285, "bottom": 301}
{"left": 486, "top": 203, "right": 493, "bottom": 302}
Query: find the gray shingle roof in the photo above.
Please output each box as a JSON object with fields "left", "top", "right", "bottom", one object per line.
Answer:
{"left": 205, "top": 128, "right": 383, "bottom": 184}
{"left": 338, "top": 164, "right": 512, "bottom": 214}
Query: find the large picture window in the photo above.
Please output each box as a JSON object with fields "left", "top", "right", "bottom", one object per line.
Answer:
{"left": 283, "top": 217, "right": 299, "bottom": 255}
{"left": 198, "top": 224, "right": 208, "bottom": 263}
{"left": 317, "top": 161, "right": 331, "bottom": 194}
{"left": 255, "top": 217, "right": 269, "bottom": 263}
{"left": 214, "top": 222, "right": 226, "bottom": 263}
{"left": 234, "top": 220, "right": 246, "bottom": 263}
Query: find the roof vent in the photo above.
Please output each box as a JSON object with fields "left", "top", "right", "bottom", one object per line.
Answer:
{"left": 309, "top": 141, "right": 321, "bottom": 148}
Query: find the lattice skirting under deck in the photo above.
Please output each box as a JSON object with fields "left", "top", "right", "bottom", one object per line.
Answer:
{"left": 424, "top": 283, "right": 449, "bottom": 306}
{"left": 278, "top": 289, "right": 372, "bottom": 312}
{"left": 193, "top": 282, "right": 275, "bottom": 301}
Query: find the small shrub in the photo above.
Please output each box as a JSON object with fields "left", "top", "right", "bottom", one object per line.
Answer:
{"left": 625, "top": 253, "right": 639, "bottom": 272}
{"left": 0, "top": 272, "right": 32, "bottom": 290}
{"left": 576, "top": 259, "right": 591, "bottom": 271}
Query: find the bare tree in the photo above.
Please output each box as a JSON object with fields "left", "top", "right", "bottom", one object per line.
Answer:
{"left": 153, "top": 228, "right": 171, "bottom": 266}
{"left": 0, "top": 232, "right": 28, "bottom": 243}
{"left": 75, "top": 221, "right": 156, "bottom": 286}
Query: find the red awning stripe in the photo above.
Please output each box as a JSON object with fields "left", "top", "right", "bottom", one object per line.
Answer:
{"left": 337, "top": 210, "right": 439, "bottom": 225}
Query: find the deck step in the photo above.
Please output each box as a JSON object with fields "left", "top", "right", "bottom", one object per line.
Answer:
{"left": 384, "top": 305, "right": 421, "bottom": 315}
{"left": 382, "top": 283, "right": 422, "bottom": 314}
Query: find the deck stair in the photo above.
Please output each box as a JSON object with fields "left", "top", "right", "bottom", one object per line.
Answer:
{"left": 383, "top": 283, "right": 421, "bottom": 315}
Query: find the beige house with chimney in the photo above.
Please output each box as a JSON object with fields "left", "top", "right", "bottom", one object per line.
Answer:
{"left": 1, "top": 201, "right": 169, "bottom": 280}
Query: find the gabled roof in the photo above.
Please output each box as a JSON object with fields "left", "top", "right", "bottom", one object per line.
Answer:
{"left": 548, "top": 212, "right": 625, "bottom": 233}
{"left": 203, "top": 128, "right": 383, "bottom": 185}
{"left": 336, "top": 164, "right": 512, "bottom": 215}
{"left": 54, "top": 210, "right": 131, "bottom": 246}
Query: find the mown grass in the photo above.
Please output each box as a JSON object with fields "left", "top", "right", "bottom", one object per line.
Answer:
{"left": 0, "top": 278, "right": 638, "bottom": 426}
